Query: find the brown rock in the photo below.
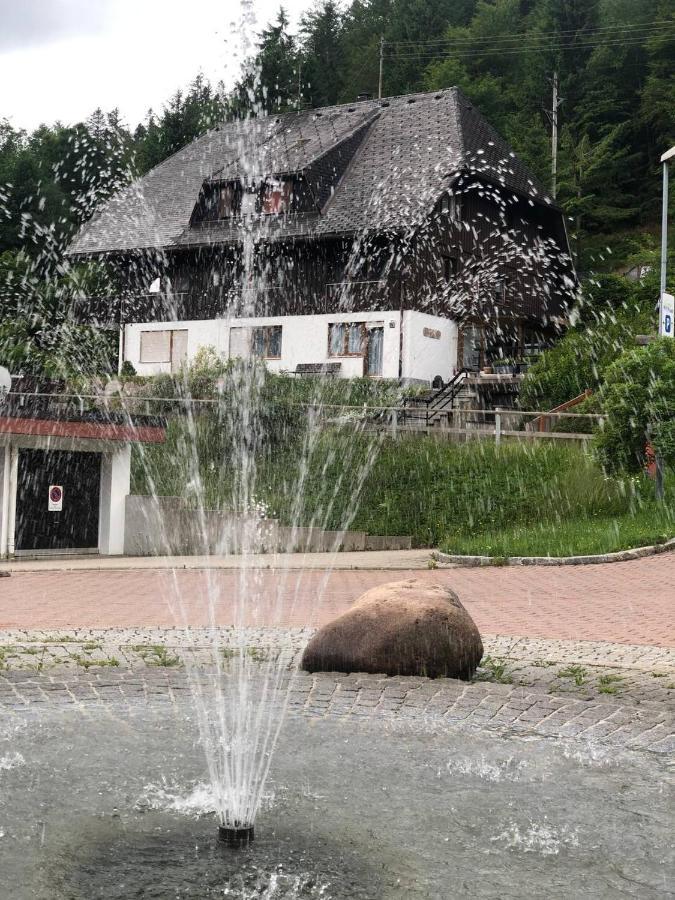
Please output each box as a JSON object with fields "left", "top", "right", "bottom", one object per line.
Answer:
{"left": 302, "top": 578, "right": 483, "bottom": 679}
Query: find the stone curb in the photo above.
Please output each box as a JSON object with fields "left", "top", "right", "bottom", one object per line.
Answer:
{"left": 433, "top": 537, "right": 675, "bottom": 567}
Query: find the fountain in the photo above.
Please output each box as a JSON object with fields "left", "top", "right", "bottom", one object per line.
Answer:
{"left": 3, "top": 11, "right": 671, "bottom": 900}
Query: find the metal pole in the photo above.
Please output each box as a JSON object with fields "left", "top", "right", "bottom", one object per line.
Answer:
{"left": 656, "top": 451, "right": 665, "bottom": 502}
{"left": 378, "top": 36, "right": 384, "bottom": 100}
{"left": 661, "top": 160, "right": 668, "bottom": 299}
{"left": 551, "top": 71, "right": 559, "bottom": 199}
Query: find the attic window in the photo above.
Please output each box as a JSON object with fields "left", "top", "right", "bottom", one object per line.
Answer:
{"left": 492, "top": 281, "right": 507, "bottom": 305}
{"left": 261, "top": 180, "right": 292, "bottom": 215}
{"left": 442, "top": 255, "right": 459, "bottom": 282}
{"left": 439, "top": 193, "right": 460, "bottom": 220}
{"left": 193, "top": 181, "right": 241, "bottom": 222}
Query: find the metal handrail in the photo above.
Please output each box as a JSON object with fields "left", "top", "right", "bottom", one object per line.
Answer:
{"left": 402, "top": 368, "right": 469, "bottom": 425}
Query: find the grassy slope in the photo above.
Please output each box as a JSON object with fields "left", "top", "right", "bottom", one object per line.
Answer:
{"left": 133, "top": 408, "right": 674, "bottom": 557}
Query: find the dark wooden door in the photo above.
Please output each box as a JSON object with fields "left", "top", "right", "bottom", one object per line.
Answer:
{"left": 15, "top": 449, "right": 101, "bottom": 551}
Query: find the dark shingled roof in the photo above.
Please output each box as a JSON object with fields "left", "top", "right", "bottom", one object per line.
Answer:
{"left": 68, "top": 88, "right": 552, "bottom": 256}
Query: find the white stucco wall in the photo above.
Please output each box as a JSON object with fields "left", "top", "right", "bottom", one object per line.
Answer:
{"left": 124, "top": 311, "right": 403, "bottom": 379}
{"left": 0, "top": 445, "right": 10, "bottom": 558}
{"left": 401, "top": 310, "right": 458, "bottom": 384}
{"left": 98, "top": 445, "right": 131, "bottom": 556}
{"left": 123, "top": 319, "right": 230, "bottom": 377}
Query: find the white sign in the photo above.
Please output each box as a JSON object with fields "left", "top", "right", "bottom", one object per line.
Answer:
{"left": 660, "top": 292, "right": 674, "bottom": 338}
{"left": 0, "top": 366, "right": 10, "bottom": 402}
{"left": 48, "top": 485, "right": 63, "bottom": 512}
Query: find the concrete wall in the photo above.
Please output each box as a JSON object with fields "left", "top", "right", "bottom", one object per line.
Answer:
{"left": 98, "top": 445, "right": 131, "bottom": 555}
{"left": 124, "top": 494, "right": 411, "bottom": 556}
{"left": 401, "top": 310, "right": 458, "bottom": 384}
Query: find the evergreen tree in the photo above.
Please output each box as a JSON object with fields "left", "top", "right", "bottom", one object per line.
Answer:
{"left": 299, "top": 1, "right": 345, "bottom": 107}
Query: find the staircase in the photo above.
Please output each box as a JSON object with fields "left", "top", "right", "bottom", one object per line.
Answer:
{"left": 402, "top": 369, "right": 469, "bottom": 426}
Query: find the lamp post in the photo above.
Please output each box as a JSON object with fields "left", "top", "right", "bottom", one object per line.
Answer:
{"left": 659, "top": 146, "right": 675, "bottom": 338}
{"left": 655, "top": 147, "right": 675, "bottom": 501}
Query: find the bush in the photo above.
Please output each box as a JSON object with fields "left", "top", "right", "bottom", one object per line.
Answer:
{"left": 594, "top": 338, "right": 675, "bottom": 474}
{"left": 520, "top": 274, "right": 655, "bottom": 411}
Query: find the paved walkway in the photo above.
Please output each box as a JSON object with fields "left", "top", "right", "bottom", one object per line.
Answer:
{"left": 1, "top": 551, "right": 673, "bottom": 646}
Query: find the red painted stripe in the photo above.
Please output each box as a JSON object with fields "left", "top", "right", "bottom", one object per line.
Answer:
{"left": 0, "top": 417, "right": 165, "bottom": 443}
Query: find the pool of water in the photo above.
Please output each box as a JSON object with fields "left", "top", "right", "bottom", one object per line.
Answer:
{"left": 0, "top": 700, "right": 672, "bottom": 898}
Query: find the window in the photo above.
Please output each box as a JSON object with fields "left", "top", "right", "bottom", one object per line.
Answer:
{"left": 261, "top": 180, "right": 292, "bottom": 215}
{"left": 328, "top": 322, "right": 365, "bottom": 356}
{"left": 140, "top": 330, "right": 171, "bottom": 363}
{"left": 193, "top": 182, "right": 241, "bottom": 223}
{"left": 439, "top": 193, "right": 460, "bottom": 220}
{"left": 492, "top": 281, "right": 507, "bottom": 305}
{"left": 442, "top": 255, "right": 459, "bottom": 282}
{"left": 139, "top": 329, "right": 188, "bottom": 372}
{"left": 251, "top": 325, "right": 282, "bottom": 359}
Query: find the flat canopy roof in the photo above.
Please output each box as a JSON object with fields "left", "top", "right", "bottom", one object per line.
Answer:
{"left": 0, "top": 396, "right": 166, "bottom": 444}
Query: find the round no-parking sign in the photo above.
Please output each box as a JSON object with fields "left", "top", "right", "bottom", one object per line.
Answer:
{"left": 48, "top": 485, "right": 63, "bottom": 512}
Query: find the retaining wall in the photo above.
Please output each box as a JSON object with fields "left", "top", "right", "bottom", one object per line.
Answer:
{"left": 124, "top": 495, "right": 411, "bottom": 556}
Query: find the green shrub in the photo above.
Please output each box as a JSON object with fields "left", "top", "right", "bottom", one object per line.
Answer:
{"left": 520, "top": 274, "right": 655, "bottom": 411}
{"left": 594, "top": 337, "right": 675, "bottom": 474}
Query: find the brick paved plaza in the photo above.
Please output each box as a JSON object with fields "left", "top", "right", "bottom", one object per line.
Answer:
{"left": 1, "top": 551, "right": 673, "bottom": 759}
{"left": 1, "top": 552, "right": 673, "bottom": 646}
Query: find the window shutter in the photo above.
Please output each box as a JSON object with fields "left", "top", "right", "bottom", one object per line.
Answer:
{"left": 140, "top": 330, "right": 171, "bottom": 363}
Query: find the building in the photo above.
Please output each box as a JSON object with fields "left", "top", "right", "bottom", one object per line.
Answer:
{"left": 69, "top": 88, "right": 575, "bottom": 383}
{"left": 0, "top": 382, "right": 165, "bottom": 557}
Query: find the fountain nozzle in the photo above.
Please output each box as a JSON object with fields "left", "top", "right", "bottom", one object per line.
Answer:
{"left": 218, "top": 823, "right": 255, "bottom": 846}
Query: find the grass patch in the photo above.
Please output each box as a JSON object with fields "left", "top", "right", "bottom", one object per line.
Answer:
{"left": 474, "top": 656, "right": 513, "bottom": 684}
{"left": 130, "top": 644, "right": 181, "bottom": 667}
{"left": 557, "top": 665, "right": 588, "bottom": 687}
{"left": 598, "top": 673, "right": 624, "bottom": 694}
{"left": 441, "top": 499, "right": 674, "bottom": 558}
{"left": 69, "top": 654, "right": 119, "bottom": 669}
{"left": 23, "top": 634, "right": 80, "bottom": 643}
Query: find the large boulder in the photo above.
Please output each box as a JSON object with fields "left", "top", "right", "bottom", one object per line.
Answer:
{"left": 302, "top": 578, "right": 483, "bottom": 679}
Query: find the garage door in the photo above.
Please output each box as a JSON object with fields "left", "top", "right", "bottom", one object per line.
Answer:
{"left": 15, "top": 449, "right": 101, "bottom": 552}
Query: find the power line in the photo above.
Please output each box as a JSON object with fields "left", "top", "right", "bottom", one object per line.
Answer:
{"left": 385, "top": 20, "right": 674, "bottom": 48}
{"left": 385, "top": 34, "right": 673, "bottom": 62}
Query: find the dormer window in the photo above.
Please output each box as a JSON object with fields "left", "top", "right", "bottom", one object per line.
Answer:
{"left": 439, "top": 193, "right": 460, "bottom": 221}
{"left": 261, "top": 180, "right": 292, "bottom": 215}
{"left": 192, "top": 181, "right": 242, "bottom": 223}
{"left": 192, "top": 178, "right": 295, "bottom": 225}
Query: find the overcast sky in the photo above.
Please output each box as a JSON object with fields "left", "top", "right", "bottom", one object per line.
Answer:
{"left": 1, "top": 0, "right": 311, "bottom": 132}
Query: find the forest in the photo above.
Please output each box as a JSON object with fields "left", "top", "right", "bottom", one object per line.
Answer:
{"left": 0, "top": 0, "right": 673, "bottom": 382}
{"left": 1, "top": 0, "right": 673, "bottom": 270}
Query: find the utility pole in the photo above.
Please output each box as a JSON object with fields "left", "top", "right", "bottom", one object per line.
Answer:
{"left": 378, "top": 36, "right": 385, "bottom": 100}
{"left": 551, "top": 70, "right": 559, "bottom": 199}
{"left": 297, "top": 58, "right": 302, "bottom": 110}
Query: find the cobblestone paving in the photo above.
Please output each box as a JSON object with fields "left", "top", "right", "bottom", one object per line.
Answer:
{"left": 1, "top": 628, "right": 673, "bottom": 706}
{"left": 0, "top": 666, "right": 672, "bottom": 755}
{"left": 1, "top": 627, "right": 673, "bottom": 755}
